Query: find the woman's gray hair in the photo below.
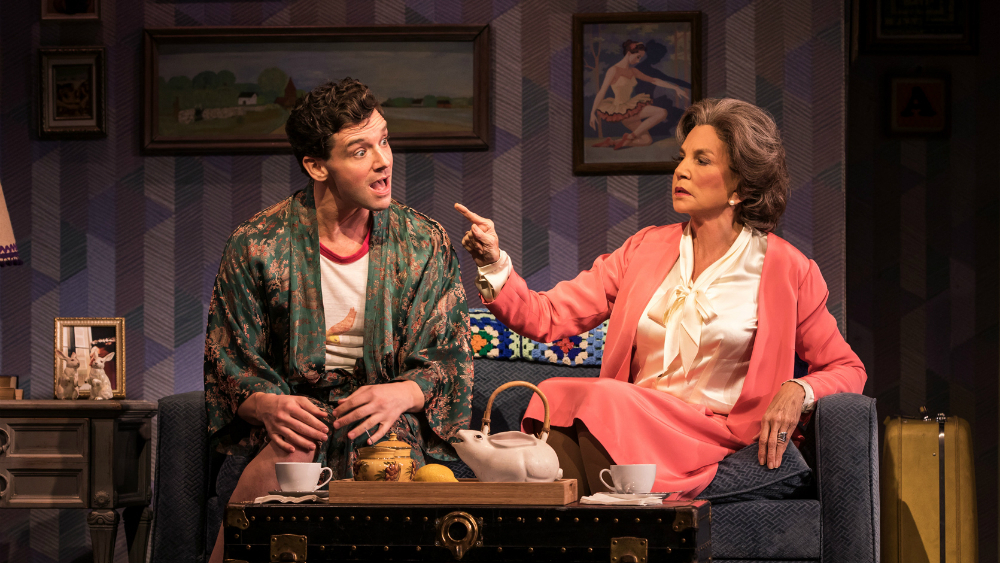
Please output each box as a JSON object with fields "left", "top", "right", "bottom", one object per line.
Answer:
{"left": 675, "top": 98, "right": 789, "bottom": 233}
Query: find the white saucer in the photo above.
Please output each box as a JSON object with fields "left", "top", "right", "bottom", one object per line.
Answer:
{"left": 606, "top": 492, "right": 679, "bottom": 499}
{"left": 268, "top": 490, "right": 329, "bottom": 498}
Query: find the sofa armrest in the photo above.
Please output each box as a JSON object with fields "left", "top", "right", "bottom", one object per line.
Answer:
{"left": 813, "top": 392, "right": 879, "bottom": 563}
{"left": 150, "top": 390, "right": 209, "bottom": 563}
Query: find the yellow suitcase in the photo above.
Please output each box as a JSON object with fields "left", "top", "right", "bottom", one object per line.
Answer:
{"left": 881, "top": 411, "right": 977, "bottom": 563}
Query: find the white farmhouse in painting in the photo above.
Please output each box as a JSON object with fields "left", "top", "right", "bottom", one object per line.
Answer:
{"left": 237, "top": 92, "right": 258, "bottom": 105}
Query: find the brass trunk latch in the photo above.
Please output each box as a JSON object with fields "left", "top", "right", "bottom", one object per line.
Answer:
{"left": 610, "top": 537, "right": 648, "bottom": 563}
{"left": 225, "top": 506, "right": 250, "bottom": 530}
{"left": 270, "top": 534, "right": 307, "bottom": 562}
{"left": 435, "top": 511, "right": 483, "bottom": 560}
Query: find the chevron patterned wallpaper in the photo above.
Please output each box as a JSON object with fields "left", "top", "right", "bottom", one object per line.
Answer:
{"left": 0, "top": 0, "right": 847, "bottom": 561}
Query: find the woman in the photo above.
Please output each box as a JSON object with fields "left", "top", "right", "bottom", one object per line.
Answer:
{"left": 455, "top": 98, "right": 865, "bottom": 499}
{"left": 589, "top": 40, "right": 689, "bottom": 150}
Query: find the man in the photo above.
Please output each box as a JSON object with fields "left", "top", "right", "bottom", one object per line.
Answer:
{"left": 204, "top": 78, "right": 473, "bottom": 562}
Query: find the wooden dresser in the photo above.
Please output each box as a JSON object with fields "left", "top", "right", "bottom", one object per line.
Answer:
{"left": 0, "top": 399, "right": 156, "bottom": 563}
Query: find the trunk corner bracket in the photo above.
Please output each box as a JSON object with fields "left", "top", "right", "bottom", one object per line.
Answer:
{"left": 226, "top": 506, "right": 250, "bottom": 530}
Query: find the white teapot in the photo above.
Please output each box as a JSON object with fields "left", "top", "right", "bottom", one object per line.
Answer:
{"left": 453, "top": 381, "right": 563, "bottom": 483}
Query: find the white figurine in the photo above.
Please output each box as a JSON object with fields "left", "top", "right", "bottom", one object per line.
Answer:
{"left": 88, "top": 347, "right": 115, "bottom": 400}
{"left": 54, "top": 349, "right": 81, "bottom": 400}
{"left": 453, "top": 428, "right": 564, "bottom": 483}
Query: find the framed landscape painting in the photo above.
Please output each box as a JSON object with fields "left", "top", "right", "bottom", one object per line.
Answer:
{"left": 573, "top": 12, "right": 701, "bottom": 175}
{"left": 143, "top": 25, "right": 490, "bottom": 154}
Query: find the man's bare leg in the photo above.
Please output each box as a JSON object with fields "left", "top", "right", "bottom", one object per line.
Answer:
{"left": 208, "top": 441, "right": 316, "bottom": 563}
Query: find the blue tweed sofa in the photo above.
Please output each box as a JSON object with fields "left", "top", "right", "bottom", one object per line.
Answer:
{"left": 150, "top": 319, "right": 878, "bottom": 563}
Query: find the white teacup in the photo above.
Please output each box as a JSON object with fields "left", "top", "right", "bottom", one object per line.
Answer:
{"left": 275, "top": 462, "right": 334, "bottom": 492}
{"left": 599, "top": 464, "right": 656, "bottom": 494}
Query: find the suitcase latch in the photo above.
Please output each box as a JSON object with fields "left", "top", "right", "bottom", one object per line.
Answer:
{"left": 270, "top": 534, "right": 307, "bottom": 562}
{"left": 435, "top": 511, "right": 483, "bottom": 560}
{"left": 610, "top": 537, "right": 647, "bottom": 563}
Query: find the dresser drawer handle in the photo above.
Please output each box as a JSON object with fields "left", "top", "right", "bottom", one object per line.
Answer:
{"left": 0, "top": 474, "right": 7, "bottom": 499}
{"left": 0, "top": 428, "right": 8, "bottom": 455}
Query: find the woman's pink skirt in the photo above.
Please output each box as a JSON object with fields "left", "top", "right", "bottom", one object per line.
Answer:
{"left": 522, "top": 377, "right": 749, "bottom": 499}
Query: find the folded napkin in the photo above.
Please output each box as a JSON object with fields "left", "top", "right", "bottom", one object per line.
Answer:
{"left": 579, "top": 493, "right": 664, "bottom": 506}
{"left": 253, "top": 494, "right": 324, "bottom": 504}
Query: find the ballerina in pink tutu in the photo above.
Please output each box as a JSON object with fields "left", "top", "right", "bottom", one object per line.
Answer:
{"left": 589, "top": 39, "right": 689, "bottom": 149}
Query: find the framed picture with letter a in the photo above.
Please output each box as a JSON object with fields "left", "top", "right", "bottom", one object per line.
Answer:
{"left": 887, "top": 75, "right": 949, "bottom": 136}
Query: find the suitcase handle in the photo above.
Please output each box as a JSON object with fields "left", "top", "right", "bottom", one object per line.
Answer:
{"left": 937, "top": 412, "right": 946, "bottom": 563}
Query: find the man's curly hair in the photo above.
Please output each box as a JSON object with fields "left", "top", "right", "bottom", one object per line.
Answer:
{"left": 285, "top": 77, "right": 384, "bottom": 173}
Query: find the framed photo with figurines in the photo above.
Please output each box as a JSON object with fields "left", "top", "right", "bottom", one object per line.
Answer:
{"left": 54, "top": 317, "right": 125, "bottom": 400}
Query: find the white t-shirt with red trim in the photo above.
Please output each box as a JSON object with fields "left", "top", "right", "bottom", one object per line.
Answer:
{"left": 319, "top": 230, "right": 369, "bottom": 371}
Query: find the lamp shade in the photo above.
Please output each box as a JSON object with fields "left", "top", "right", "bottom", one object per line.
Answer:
{"left": 0, "top": 182, "right": 21, "bottom": 267}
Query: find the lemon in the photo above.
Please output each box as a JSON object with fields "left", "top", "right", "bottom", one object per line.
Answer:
{"left": 413, "top": 464, "right": 458, "bottom": 482}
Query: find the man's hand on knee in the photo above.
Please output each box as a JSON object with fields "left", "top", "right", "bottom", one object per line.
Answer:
{"left": 240, "top": 393, "right": 330, "bottom": 453}
{"left": 333, "top": 381, "right": 424, "bottom": 444}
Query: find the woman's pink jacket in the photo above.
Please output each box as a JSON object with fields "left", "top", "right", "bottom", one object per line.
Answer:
{"left": 484, "top": 222, "right": 867, "bottom": 446}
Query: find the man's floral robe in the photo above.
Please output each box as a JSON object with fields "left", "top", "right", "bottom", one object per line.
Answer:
{"left": 204, "top": 184, "right": 474, "bottom": 478}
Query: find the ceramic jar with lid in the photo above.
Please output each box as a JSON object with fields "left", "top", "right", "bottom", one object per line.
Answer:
{"left": 352, "top": 432, "right": 416, "bottom": 481}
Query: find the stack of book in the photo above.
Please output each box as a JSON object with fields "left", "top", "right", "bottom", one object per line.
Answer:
{"left": 0, "top": 375, "right": 23, "bottom": 400}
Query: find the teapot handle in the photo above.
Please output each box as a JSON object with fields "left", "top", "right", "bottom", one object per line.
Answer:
{"left": 481, "top": 381, "right": 551, "bottom": 442}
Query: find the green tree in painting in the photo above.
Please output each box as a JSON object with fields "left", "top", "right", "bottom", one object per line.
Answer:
{"left": 167, "top": 75, "right": 192, "bottom": 90}
{"left": 423, "top": 94, "right": 437, "bottom": 108}
{"left": 258, "top": 67, "right": 289, "bottom": 96}
{"left": 192, "top": 70, "right": 220, "bottom": 90}
{"left": 218, "top": 70, "right": 236, "bottom": 88}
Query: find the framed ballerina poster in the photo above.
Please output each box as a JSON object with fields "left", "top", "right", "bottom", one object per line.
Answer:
{"left": 572, "top": 12, "right": 701, "bottom": 175}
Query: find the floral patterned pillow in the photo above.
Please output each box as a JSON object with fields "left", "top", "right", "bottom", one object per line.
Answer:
{"left": 468, "top": 309, "right": 520, "bottom": 359}
{"left": 520, "top": 323, "right": 606, "bottom": 366}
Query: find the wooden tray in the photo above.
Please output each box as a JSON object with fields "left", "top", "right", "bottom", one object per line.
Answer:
{"left": 326, "top": 478, "right": 577, "bottom": 505}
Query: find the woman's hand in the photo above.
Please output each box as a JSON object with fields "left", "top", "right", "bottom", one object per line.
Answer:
{"left": 589, "top": 111, "right": 598, "bottom": 131}
{"left": 454, "top": 203, "right": 501, "bottom": 266}
{"left": 240, "top": 392, "right": 330, "bottom": 454}
{"left": 333, "top": 381, "right": 424, "bottom": 444}
{"left": 757, "top": 382, "right": 806, "bottom": 469}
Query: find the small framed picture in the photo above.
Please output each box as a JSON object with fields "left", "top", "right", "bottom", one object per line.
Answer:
{"left": 54, "top": 317, "right": 125, "bottom": 400}
{"left": 39, "top": 47, "right": 107, "bottom": 139}
{"left": 860, "top": 0, "right": 976, "bottom": 54}
{"left": 887, "top": 76, "right": 949, "bottom": 136}
{"left": 41, "top": 0, "right": 101, "bottom": 22}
